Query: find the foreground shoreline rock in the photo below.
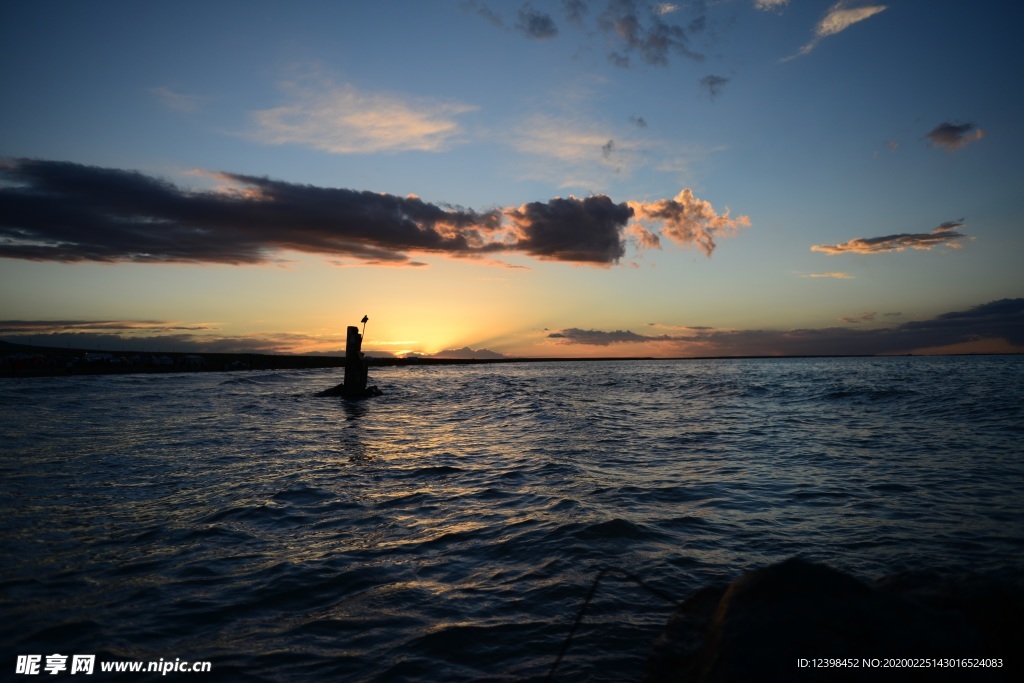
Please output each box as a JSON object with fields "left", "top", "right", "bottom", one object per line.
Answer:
{"left": 314, "top": 383, "right": 382, "bottom": 399}
{"left": 645, "top": 557, "right": 1021, "bottom": 682}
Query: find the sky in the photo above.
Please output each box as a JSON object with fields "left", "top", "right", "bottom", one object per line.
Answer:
{"left": 1, "top": 0, "right": 1022, "bottom": 358}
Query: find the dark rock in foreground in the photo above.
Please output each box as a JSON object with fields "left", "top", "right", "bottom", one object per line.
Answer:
{"left": 646, "top": 557, "right": 1020, "bottom": 682}
{"left": 315, "top": 383, "right": 382, "bottom": 399}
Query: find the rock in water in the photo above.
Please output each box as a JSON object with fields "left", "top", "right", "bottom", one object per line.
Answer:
{"left": 645, "top": 557, "right": 1019, "bottom": 682}
{"left": 315, "top": 383, "right": 381, "bottom": 398}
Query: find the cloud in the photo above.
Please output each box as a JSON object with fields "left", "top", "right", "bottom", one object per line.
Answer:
{"left": 0, "top": 158, "right": 502, "bottom": 265}
{"left": 562, "top": 0, "right": 588, "bottom": 25}
{"left": 628, "top": 114, "right": 647, "bottom": 128}
{"left": 507, "top": 113, "right": 651, "bottom": 186}
{"left": 0, "top": 329, "right": 318, "bottom": 355}
{"left": 629, "top": 189, "right": 751, "bottom": 257}
{"left": 548, "top": 328, "right": 681, "bottom": 346}
{"left": 601, "top": 139, "right": 615, "bottom": 160}
{"left": 925, "top": 122, "right": 986, "bottom": 150}
{"left": 788, "top": 2, "right": 887, "bottom": 59}
{"left": 626, "top": 222, "right": 661, "bottom": 250}
{"left": 461, "top": 1, "right": 506, "bottom": 28}
{"left": 250, "top": 79, "right": 476, "bottom": 154}
{"left": 755, "top": 0, "right": 789, "bottom": 11}
{"left": 811, "top": 220, "right": 968, "bottom": 255}
{"left": 467, "top": 0, "right": 707, "bottom": 67}
{"left": 839, "top": 312, "right": 876, "bottom": 324}
{"left": 150, "top": 87, "right": 206, "bottom": 113}
{"left": 422, "top": 346, "right": 507, "bottom": 359}
{"left": 699, "top": 74, "right": 730, "bottom": 100}
{"left": 547, "top": 299, "right": 1024, "bottom": 356}
{"left": 1, "top": 159, "right": 744, "bottom": 267}
{"left": 517, "top": 5, "right": 559, "bottom": 38}
{"left": 597, "top": 0, "right": 704, "bottom": 66}
{"left": 805, "top": 272, "right": 854, "bottom": 279}
{"left": 0, "top": 320, "right": 214, "bottom": 333}
{"left": 505, "top": 194, "right": 633, "bottom": 263}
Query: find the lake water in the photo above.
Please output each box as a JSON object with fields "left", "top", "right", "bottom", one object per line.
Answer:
{"left": 2, "top": 357, "right": 1023, "bottom": 680}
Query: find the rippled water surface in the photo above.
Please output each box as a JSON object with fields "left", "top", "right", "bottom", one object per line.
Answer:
{"left": 2, "top": 357, "right": 1023, "bottom": 680}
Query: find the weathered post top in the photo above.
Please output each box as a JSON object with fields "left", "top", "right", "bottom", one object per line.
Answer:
{"left": 346, "top": 325, "right": 363, "bottom": 357}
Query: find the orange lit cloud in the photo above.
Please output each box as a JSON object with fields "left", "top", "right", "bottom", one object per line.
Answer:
{"left": 250, "top": 78, "right": 476, "bottom": 154}
{"left": 787, "top": 2, "right": 887, "bottom": 59}
{"left": 811, "top": 221, "right": 968, "bottom": 255}
{"left": 629, "top": 189, "right": 750, "bottom": 256}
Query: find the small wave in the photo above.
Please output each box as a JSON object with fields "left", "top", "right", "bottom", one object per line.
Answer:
{"left": 14, "top": 619, "right": 103, "bottom": 650}
{"left": 220, "top": 376, "right": 262, "bottom": 386}
{"left": 272, "top": 486, "right": 335, "bottom": 505}
{"left": 199, "top": 503, "right": 306, "bottom": 527}
{"left": 822, "top": 386, "right": 919, "bottom": 402}
{"left": 404, "top": 465, "right": 465, "bottom": 478}
{"left": 573, "top": 518, "right": 656, "bottom": 540}
{"left": 219, "top": 373, "right": 292, "bottom": 386}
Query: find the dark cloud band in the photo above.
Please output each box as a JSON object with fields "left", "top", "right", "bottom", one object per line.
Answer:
{"left": 0, "top": 159, "right": 637, "bottom": 266}
{"left": 548, "top": 299, "right": 1024, "bottom": 355}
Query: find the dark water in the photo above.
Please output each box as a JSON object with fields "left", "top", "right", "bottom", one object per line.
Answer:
{"left": 2, "top": 357, "right": 1023, "bottom": 680}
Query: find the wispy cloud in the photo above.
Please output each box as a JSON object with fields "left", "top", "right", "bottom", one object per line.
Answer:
{"left": 150, "top": 86, "right": 206, "bottom": 113}
{"left": 754, "top": 0, "right": 789, "bottom": 11}
{"left": 547, "top": 299, "right": 1024, "bottom": 356}
{"left": 517, "top": 4, "right": 559, "bottom": 38}
{"left": 461, "top": 0, "right": 506, "bottom": 28}
{"left": 925, "top": 121, "right": 985, "bottom": 150}
{"left": 249, "top": 78, "right": 476, "bottom": 154}
{"left": 786, "top": 2, "right": 887, "bottom": 60}
{"left": 811, "top": 220, "right": 968, "bottom": 255}
{"left": 508, "top": 113, "right": 648, "bottom": 186}
{"left": 0, "top": 158, "right": 748, "bottom": 267}
{"left": 804, "top": 272, "right": 854, "bottom": 279}
{"left": 0, "top": 320, "right": 215, "bottom": 333}
{"left": 699, "top": 74, "right": 730, "bottom": 100}
{"left": 839, "top": 311, "right": 876, "bottom": 323}
{"left": 562, "top": 0, "right": 588, "bottom": 25}
{"left": 598, "top": 0, "right": 704, "bottom": 66}
{"left": 0, "top": 325, "right": 328, "bottom": 355}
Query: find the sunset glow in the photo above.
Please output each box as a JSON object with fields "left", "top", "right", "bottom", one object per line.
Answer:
{"left": 1, "top": 1, "right": 1022, "bottom": 358}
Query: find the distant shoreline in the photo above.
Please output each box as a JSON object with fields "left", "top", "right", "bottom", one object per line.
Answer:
{"left": 0, "top": 340, "right": 1017, "bottom": 378}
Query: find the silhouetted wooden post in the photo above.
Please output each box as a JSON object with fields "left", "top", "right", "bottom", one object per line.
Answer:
{"left": 316, "top": 321, "right": 379, "bottom": 398}
{"left": 343, "top": 325, "right": 368, "bottom": 396}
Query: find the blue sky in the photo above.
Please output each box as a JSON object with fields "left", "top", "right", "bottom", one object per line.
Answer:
{"left": 1, "top": 1, "right": 1022, "bottom": 357}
